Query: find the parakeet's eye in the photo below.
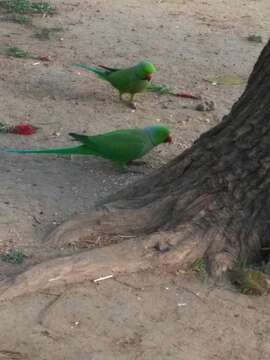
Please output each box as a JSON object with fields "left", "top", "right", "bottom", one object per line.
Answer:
{"left": 166, "top": 135, "right": 172, "bottom": 144}
{"left": 144, "top": 74, "right": 152, "bottom": 81}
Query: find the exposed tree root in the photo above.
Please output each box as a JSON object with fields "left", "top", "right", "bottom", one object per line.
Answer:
{"left": 0, "top": 223, "right": 218, "bottom": 302}
{"left": 0, "top": 185, "right": 240, "bottom": 301}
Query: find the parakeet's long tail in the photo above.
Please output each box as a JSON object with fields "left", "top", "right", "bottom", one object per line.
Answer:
{"left": 3, "top": 145, "right": 91, "bottom": 155}
{"left": 74, "top": 64, "right": 109, "bottom": 80}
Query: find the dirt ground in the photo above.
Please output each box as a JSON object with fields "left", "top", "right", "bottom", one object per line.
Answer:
{"left": 0, "top": 0, "right": 270, "bottom": 359}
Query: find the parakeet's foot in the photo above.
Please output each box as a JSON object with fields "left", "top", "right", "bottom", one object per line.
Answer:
{"left": 128, "top": 168, "right": 145, "bottom": 175}
{"left": 129, "top": 94, "right": 137, "bottom": 109}
{"left": 129, "top": 101, "right": 137, "bottom": 110}
{"left": 128, "top": 160, "right": 147, "bottom": 166}
{"left": 118, "top": 163, "right": 145, "bottom": 175}
{"left": 116, "top": 163, "right": 129, "bottom": 173}
{"left": 118, "top": 93, "right": 136, "bottom": 109}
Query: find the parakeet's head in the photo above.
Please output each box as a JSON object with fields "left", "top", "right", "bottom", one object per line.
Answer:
{"left": 136, "top": 61, "right": 156, "bottom": 81}
{"left": 144, "top": 125, "right": 172, "bottom": 146}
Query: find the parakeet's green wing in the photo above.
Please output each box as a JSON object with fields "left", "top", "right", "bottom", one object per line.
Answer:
{"left": 106, "top": 69, "right": 132, "bottom": 91}
{"left": 71, "top": 130, "right": 153, "bottom": 163}
{"left": 106, "top": 69, "right": 148, "bottom": 95}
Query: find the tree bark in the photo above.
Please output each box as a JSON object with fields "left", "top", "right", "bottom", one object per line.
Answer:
{"left": 1, "top": 40, "right": 270, "bottom": 301}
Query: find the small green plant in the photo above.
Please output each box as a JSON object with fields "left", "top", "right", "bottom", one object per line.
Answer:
{"left": 1, "top": 249, "right": 26, "bottom": 264}
{"left": 6, "top": 46, "right": 31, "bottom": 58}
{"left": 30, "top": 1, "right": 56, "bottom": 14}
{"left": 0, "top": 0, "right": 56, "bottom": 15}
{"left": 34, "top": 26, "right": 63, "bottom": 40}
{"left": 190, "top": 258, "right": 207, "bottom": 273}
{"left": 229, "top": 263, "right": 269, "bottom": 296}
{"left": 190, "top": 258, "right": 208, "bottom": 280}
{"left": 247, "top": 34, "right": 263, "bottom": 43}
{"left": 0, "top": 0, "right": 32, "bottom": 13}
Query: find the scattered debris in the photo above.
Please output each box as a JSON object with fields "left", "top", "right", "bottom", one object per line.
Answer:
{"left": 146, "top": 83, "right": 201, "bottom": 99}
{"left": 93, "top": 274, "right": 114, "bottom": 283}
{"left": 154, "top": 241, "right": 171, "bottom": 253}
{"left": 177, "top": 303, "right": 187, "bottom": 307}
{"left": 118, "top": 235, "right": 137, "bottom": 239}
{"left": 10, "top": 123, "right": 38, "bottom": 135}
{"left": 175, "top": 92, "right": 201, "bottom": 100}
{"left": 71, "top": 321, "right": 80, "bottom": 328}
{"left": 38, "top": 55, "right": 51, "bottom": 62}
{"left": 0, "top": 239, "right": 15, "bottom": 256}
{"left": 32, "top": 215, "right": 41, "bottom": 224}
{"left": 0, "top": 350, "right": 27, "bottom": 359}
{"left": 247, "top": 34, "right": 263, "bottom": 43}
{"left": 0, "top": 122, "right": 38, "bottom": 135}
{"left": 48, "top": 276, "right": 62, "bottom": 282}
{"left": 195, "top": 100, "right": 216, "bottom": 112}
{"left": 4, "top": 46, "right": 52, "bottom": 63}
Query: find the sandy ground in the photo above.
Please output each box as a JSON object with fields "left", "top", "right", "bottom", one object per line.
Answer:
{"left": 0, "top": 0, "right": 270, "bottom": 359}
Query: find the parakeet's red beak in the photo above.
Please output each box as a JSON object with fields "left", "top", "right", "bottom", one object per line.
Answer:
{"left": 166, "top": 135, "right": 172, "bottom": 144}
{"left": 145, "top": 74, "right": 152, "bottom": 81}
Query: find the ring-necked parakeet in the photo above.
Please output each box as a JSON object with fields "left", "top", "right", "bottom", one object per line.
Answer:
{"left": 74, "top": 61, "right": 156, "bottom": 108}
{"left": 3, "top": 125, "right": 172, "bottom": 170}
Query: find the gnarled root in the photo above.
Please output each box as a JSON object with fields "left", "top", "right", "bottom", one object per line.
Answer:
{"left": 0, "top": 214, "right": 236, "bottom": 302}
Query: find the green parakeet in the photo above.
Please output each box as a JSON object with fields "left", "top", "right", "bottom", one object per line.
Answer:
{"left": 3, "top": 125, "right": 172, "bottom": 169}
{"left": 74, "top": 61, "right": 156, "bottom": 108}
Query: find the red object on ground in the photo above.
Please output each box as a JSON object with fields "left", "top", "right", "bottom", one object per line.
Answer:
{"left": 175, "top": 92, "right": 201, "bottom": 100}
{"left": 10, "top": 123, "right": 37, "bottom": 135}
{"left": 39, "top": 55, "right": 51, "bottom": 62}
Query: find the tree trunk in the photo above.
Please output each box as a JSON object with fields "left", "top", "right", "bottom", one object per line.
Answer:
{"left": 1, "top": 40, "right": 270, "bottom": 301}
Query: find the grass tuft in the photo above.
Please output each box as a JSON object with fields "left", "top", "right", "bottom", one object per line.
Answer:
{"left": 190, "top": 257, "right": 206, "bottom": 272}
{"left": 0, "top": 0, "right": 56, "bottom": 15}
{"left": 6, "top": 46, "right": 31, "bottom": 58}
{"left": 229, "top": 262, "right": 269, "bottom": 295}
{"left": 1, "top": 249, "right": 26, "bottom": 264}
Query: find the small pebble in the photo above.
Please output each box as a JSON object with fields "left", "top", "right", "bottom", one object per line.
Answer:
{"left": 196, "top": 100, "right": 216, "bottom": 112}
{"left": 154, "top": 241, "right": 170, "bottom": 253}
